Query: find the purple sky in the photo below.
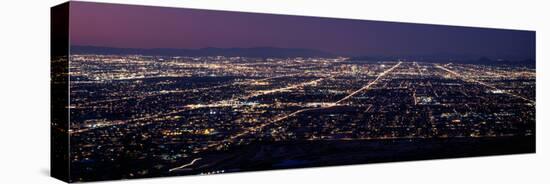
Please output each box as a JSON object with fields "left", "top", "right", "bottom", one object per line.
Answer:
{"left": 69, "top": 1, "right": 535, "bottom": 59}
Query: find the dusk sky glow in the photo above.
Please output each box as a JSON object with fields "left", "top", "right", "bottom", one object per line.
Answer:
{"left": 69, "top": 1, "right": 535, "bottom": 60}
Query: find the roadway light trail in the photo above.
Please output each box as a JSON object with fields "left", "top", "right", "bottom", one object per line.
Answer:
{"left": 336, "top": 62, "right": 402, "bottom": 104}
{"left": 435, "top": 64, "right": 535, "bottom": 104}
{"left": 413, "top": 62, "right": 425, "bottom": 77}
{"left": 169, "top": 158, "right": 203, "bottom": 172}
{"left": 70, "top": 106, "right": 195, "bottom": 133}
{"left": 241, "top": 77, "right": 327, "bottom": 100}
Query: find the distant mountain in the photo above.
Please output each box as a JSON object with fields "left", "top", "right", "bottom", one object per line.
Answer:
{"left": 349, "top": 53, "right": 477, "bottom": 63}
{"left": 71, "top": 45, "right": 336, "bottom": 58}
{"left": 350, "top": 55, "right": 535, "bottom": 66}
{"left": 472, "top": 57, "right": 535, "bottom": 66}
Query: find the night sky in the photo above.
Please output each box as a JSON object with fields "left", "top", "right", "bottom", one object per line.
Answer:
{"left": 69, "top": 1, "right": 535, "bottom": 60}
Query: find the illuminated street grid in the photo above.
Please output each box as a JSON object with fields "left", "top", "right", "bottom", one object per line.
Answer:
{"left": 68, "top": 55, "right": 535, "bottom": 179}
